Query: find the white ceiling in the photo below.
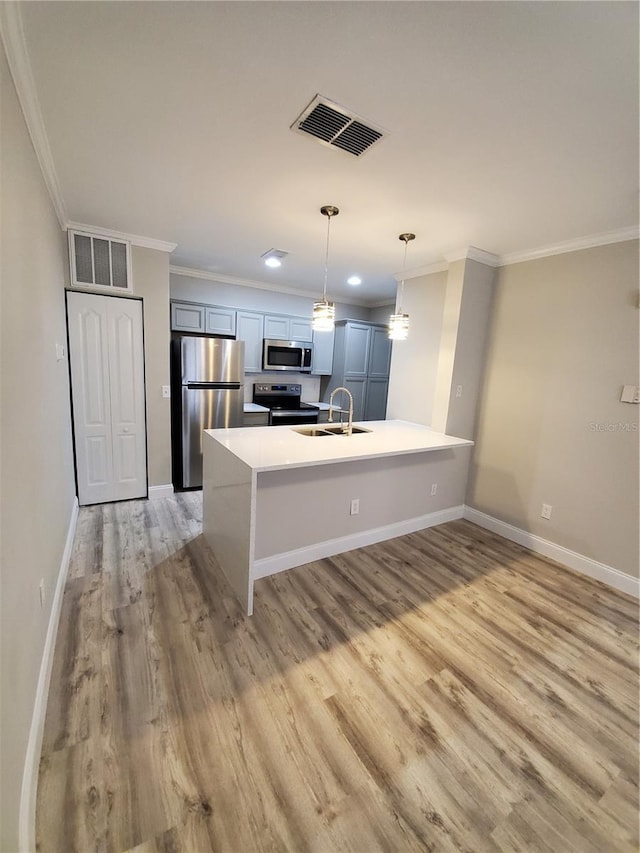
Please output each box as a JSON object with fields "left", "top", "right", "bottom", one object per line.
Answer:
{"left": 16, "top": 1, "right": 639, "bottom": 304}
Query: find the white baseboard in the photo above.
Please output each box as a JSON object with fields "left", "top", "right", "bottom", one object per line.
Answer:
{"left": 19, "top": 496, "right": 79, "bottom": 853}
{"left": 463, "top": 506, "right": 639, "bottom": 599}
{"left": 253, "top": 505, "right": 465, "bottom": 580}
{"left": 148, "top": 484, "right": 174, "bottom": 500}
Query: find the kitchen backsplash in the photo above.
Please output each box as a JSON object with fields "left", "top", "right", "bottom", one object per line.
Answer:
{"left": 244, "top": 373, "right": 321, "bottom": 403}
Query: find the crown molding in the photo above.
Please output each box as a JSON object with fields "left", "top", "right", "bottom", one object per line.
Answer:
{"left": 443, "top": 246, "right": 501, "bottom": 267}
{"left": 68, "top": 222, "right": 177, "bottom": 253}
{"left": 497, "top": 225, "right": 640, "bottom": 266}
{"left": 0, "top": 3, "right": 67, "bottom": 229}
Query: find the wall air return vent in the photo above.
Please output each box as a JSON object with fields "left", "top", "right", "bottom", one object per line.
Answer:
{"left": 291, "top": 95, "right": 385, "bottom": 157}
{"left": 68, "top": 229, "right": 132, "bottom": 292}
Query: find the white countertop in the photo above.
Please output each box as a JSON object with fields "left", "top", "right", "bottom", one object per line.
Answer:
{"left": 206, "top": 419, "right": 473, "bottom": 473}
{"left": 243, "top": 402, "right": 269, "bottom": 413}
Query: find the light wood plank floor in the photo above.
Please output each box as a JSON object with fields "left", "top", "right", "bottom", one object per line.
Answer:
{"left": 37, "top": 493, "right": 639, "bottom": 853}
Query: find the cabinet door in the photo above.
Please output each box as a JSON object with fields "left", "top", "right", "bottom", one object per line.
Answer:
{"left": 205, "top": 306, "right": 236, "bottom": 336}
{"left": 171, "top": 302, "right": 205, "bottom": 332}
{"left": 264, "top": 315, "right": 290, "bottom": 339}
{"left": 242, "top": 412, "right": 269, "bottom": 427}
{"left": 236, "top": 311, "right": 264, "bottom": 372}
{"left": 368, "top": 327, "right": 392, "bottom": 378}
{"left": 364, "top": 378, "right": 389, "bottom": 421}
{"left": 311, "top": 327, "right": 335, "bottom": 375}
{"left": 290, "top": 317, "right": 313, "bottom": 341}
{"left": 67, "top": 291, "right": 147, "bottom": 505}
{"left": 343, "top": 378, "right": 367, "bottom": 422}
{"left": 343, "top": 323, "right": 371, "bottom": 376}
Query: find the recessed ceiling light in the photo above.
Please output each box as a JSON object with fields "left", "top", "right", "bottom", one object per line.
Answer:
{"left": 261, "top": 248, "right": 288, "bottom": 268}
{"left": 347, "top": 275, "right": 362, "bottom": 286}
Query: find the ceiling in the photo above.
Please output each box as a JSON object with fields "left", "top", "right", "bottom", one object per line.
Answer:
{"left": 14, "top": 1, "right": 639, "bottom": 304}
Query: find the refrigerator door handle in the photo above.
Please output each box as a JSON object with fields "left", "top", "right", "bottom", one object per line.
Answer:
{"left": 184, "top": 382, "right": 242, "bottom": 390}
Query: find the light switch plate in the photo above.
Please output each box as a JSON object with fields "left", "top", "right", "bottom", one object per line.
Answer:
{"left": 162, "top": 386, "right": 171, "bottom": 398}
{"left": 620, "top": 385, "right": 638, "bottom": 403}
{"left": 55, "top": 343, "right": 66, "bottom": 361}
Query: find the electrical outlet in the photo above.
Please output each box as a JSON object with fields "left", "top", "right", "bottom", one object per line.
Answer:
{"left": 455, "top": 385, "right": 463, "bottom": 398}
{"left": 162, "top": 385, "right": 171, "bottom": 398}
{"left": 39, "top": 578, "right": 46, "bottom": 608}
{"left": 350, "top": 498, "right": 360, "bottom": 516}
{"left": 541, "top": 504, "right": 552, "bottom": 520}
{"left": 431, "top": 483, "right": 438, "bottom": 496}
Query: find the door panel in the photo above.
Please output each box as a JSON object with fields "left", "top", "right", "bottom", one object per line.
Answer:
{"left": 344, "top": 323, "right": 370, "bottom": 376}
{"left": 68, "top": 291, "right": 147, "bottom": 505}
{"left": 368, "top": 327, "right": 392, "bottom": 378}
{"left": 343, "top": 378, "right": 366, "bottom": 422}
{"left": 108, "top": 301, "right": 147, "bottom": 499}
{"left": 364, "top": 378, "right": 389, "bottom": 421}
{"left": 85, "top": 435, "right": 109, "bottom": 486}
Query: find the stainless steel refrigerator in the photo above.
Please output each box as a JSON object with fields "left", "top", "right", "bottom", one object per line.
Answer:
{"left": 174, "top": 336, "right": 245, "bottom": 489}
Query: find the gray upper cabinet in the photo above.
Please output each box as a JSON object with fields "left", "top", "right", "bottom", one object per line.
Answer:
{"left": 290, "top": 317, "right": 313, "bottom": 341}
{"left": 205, "top": 306, "right": 236, "bottom": 336}
{"left": 324, "top": 320, "right": 392, "bottom": 421}
{"left": 171, "top": 302, "right": 206, "bottom": 333}
{"left": 171, "top": 300, "right": 235, "bottom": 335}
{"left": 236, "top": 311, "right": 264, "bottom": 373}
{"left": 343, "top": 322, "right": 371, "bottom": 376}
{"left": 264, "top": 314, "right": 313, "bottom": 341}
{"left": 311, "top": 327, "right": 335, "bottom": 375}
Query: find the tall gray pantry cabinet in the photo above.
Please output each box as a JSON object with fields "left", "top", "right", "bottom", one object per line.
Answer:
{"left": 324, "top": 320, "right": 392, "bottom": 420}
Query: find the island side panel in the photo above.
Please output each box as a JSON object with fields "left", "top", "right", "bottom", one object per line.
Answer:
{"left": 253, "top": 446, "right": 471, "bottom": 575}
{"left": 202, "top": 432, "right": 255, "bottom": 615}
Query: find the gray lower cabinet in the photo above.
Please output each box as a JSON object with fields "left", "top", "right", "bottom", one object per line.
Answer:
{"left": 324, "top": 320, "right": 391, "bottom": 421}
{"left": 236, "top": 311, "right": 264, "bottom": 372}
{"left": 243, "top": 411, "right": 269, "bottom": 427}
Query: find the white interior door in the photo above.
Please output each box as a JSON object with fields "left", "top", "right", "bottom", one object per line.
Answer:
{"left": 67, "top": 291, "right": 147, "bottom": 505}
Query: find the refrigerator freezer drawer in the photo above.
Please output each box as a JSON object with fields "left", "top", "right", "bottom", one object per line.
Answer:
{"left": 181, "top": 385, "right": 243, "bottom": 488}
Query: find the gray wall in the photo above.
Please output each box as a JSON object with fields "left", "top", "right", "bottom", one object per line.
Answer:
{"left": 467, "top": 241, "right": 640, "bottom": 577}
{"left": 368, "top": 303, "right": 396, "bottom": 326}
{"left": 133, "top": 247, "right": 171, "bottom": 487}
{"left": 171, "top": 271, "right": 374, "bottom": 323}
{"left": 1, "top": 44, "right": 76, "bottom": 850}
{"left": 386, "top": 271, "right": 447, "bottom": 425}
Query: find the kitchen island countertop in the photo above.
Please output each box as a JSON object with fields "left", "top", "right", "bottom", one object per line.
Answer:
{"left": 206, "top": 419, "right": 472, "bottom": 473}
{"left": 203, "top": 419, "right": 473, "bottom": 615}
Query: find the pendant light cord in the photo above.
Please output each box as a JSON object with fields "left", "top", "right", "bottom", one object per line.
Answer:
{"left": 322, "top": 214, "right": 332, "bottom": 302}
{"left": 396, "top": 233, "right": 415, "bottom": 313}
{"left": 397, "top": 238, "right": 409, "bottom": 312}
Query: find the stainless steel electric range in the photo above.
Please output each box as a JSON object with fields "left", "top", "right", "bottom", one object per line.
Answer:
{"left": 253, "top": 383, "right": 319, "bottom": 426}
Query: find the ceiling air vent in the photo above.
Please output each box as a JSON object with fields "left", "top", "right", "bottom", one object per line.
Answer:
{"left": 291, "top": 95, "right": 385, "bottom": 157}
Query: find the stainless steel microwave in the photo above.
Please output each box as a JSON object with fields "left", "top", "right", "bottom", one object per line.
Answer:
{"left": 262, "top": 338, "right": 313, "bottom": 373}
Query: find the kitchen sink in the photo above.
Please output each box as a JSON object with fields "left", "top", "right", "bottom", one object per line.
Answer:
{"left": 324, "top": 425, "right": 371, "bottom": 435}
{"left": 292, "top": 425, "right": 372, "bottom": 437}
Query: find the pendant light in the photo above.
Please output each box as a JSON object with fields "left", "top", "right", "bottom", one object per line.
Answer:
{"left": 312, "top": 205, "right": 339, "bottom": 332}
{"left": 388, "top": 232, "right": 415, "bottom": 341}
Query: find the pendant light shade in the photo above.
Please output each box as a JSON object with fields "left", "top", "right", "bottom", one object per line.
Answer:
{"left": 388, "top": 232, "right": 415, "bottom": 341}
{"left": 312, "top": 205, "right": 339, "bottom": 332}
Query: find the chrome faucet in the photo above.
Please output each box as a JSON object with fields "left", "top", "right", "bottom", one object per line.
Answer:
{"left": 328, "top": 386, "right": 354, "bottom": 436}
